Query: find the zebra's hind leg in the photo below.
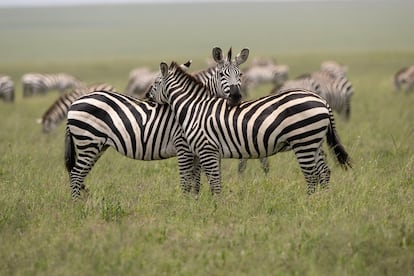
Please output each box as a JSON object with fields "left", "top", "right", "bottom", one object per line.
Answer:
{"left": 316, "top": 150, "right": 331, "bottom": 190}
{"left": 259, "top": 158, "right": 270, "bottom": 174}
{"left": 70, "top": 147, "right": 107, "bottom": 200}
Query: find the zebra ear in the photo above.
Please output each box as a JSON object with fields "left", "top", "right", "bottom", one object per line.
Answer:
{"left": 235, "top": 48, "right": 249, "bottom": 65}
{"left": 180, "top": 60, "right": 192, "bottom": 71}
{"left": 160, "top": 62, "right": 169, "bottom": 77}
{"left": 212, "top": 47, "right": 223, "bottom": 64}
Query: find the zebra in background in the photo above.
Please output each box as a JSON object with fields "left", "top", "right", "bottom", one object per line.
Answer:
{"left": 320, "top": 60, "right": 348, "bottom": 79}
{"left": 241, "top": 58, "right": 289, "bottom": 98}
{"left": 65, "top": 47, "right": 249, "bottom": 199}
{"left": 273, "top": 77, "right": 321, "bottom": 95}
{"left": 125, "top": 67, "right": 159, "bottom": 98}
{"left": 22, "top": 73, "right": 85, "bottom": 97}
{"left": 0, "top": 75, "right": 14, "bottom": 102}
{"left": 37, "top": 83, "right": 116, "bottom": 133}
{"left": 394, "top": 66, "right": 414, "bottom": 92}
{"left": 148, "top": 61, "right": 351, "bottom": 196}
{"left": 304, "top": 71, "right": 354, "bottom": 120}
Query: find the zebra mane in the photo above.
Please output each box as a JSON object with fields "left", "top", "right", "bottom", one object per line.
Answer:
{"left": 170, "top": 61, "right": 205, "bottom": 88}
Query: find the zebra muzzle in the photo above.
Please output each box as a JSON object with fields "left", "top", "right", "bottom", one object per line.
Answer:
{"left": 228, "top": 85, "right": 242, "bottom": 106}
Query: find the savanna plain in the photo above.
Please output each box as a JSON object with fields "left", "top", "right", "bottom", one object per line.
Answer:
{"left": 0, "top": 2, "right": 413, "bottom": 275}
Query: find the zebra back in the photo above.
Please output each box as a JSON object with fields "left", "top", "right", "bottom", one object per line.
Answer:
{"left": 38, "top": 83, "right": 116, "bottom": 133}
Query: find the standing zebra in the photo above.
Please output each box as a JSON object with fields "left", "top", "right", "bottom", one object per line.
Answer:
{"left": 0, "top": 75, "right": 14, "bottom": 102}
{"left": 22, "top": 73, "right": 85, "bottom": 97}
{"left": 394, "top": 66, "right": 414, "bottom": 92}
{"left": 148, "top": 61, "right": 351, "bottom": 195}
{"left": 38, "top": 83, "right": 116, "bottom": 133}
{"left": 65, "top": 47, "right": 248, "bottom": 199}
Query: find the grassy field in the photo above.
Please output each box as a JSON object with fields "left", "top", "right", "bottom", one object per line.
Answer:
{"left": 1, "top": 2, "right": 414, "bottom": 275}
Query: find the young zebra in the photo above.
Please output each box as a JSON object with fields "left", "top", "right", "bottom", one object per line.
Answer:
{"left": 0, "top": 75, "right": 14, "bottom": 102}
{"left": 65, "top": 47, "right": 248, "bottom": 199}
{"left": 22, "top": 73, "right": 85, "bottom": 97}
{"left": 394, "top": 66, "right": 414, "bottom": 92}
{"left": 148, "top": 61, "right": 351, "bottom": 195}
{"left": 38, "top": 83, "right": 116, "bottom": 133}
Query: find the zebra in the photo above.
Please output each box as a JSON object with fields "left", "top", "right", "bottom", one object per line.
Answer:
{"left": 0, "top": 75, "right": 14, "bottom": 102}
{"left": 22, "top": 73, "right": 85, "bottom": 97}
{"left": 241, "top": 60, "right": 289, "bottom": 98}
{"left": 394, "top": 66, "right": 414, "bottom": 92}
{"left": 320, "top": 60, "right": 348, "bottom": 79}
{"left": 65, "top": 47, "right": 248, "bottom": 199}
{"left": 148, "top": 61, "right": 351, "bottom": 196}
{"left": 37, "top": 83, "right": 116, "bottom": 133}
{"left": 303, "top": 71, "right": 354, "bottom": 120}
{"left": 273, "top": 77, "right": 322, "bottom": 95}
{"left": 125, "top": 67, "right": 159, "bottom": 98}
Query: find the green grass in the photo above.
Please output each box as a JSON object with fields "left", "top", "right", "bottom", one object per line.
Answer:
{"left": 1, "top": 2, "right": 414, "bottom": 275}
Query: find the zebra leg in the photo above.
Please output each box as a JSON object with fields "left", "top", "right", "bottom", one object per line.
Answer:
{"left": 238, "top": 159, "right": 247, "bottom": 174}
{"left": 292, "top": 147, "right": 319, "bottom": 195}
{"left": 199, "top": 152, "right": 222, "bottom": 195}
{"left": 259, "top": 157, "right": 270, "bottom": 174}
{"left": 70, "top": 146, "right": 107, "bottom": 200}
{"left": 191, "top": 157, "right": 202, "bottom": 197}
{"left": 175, "top": 144, "right": 201, "bottom": 195}
{"left": 316, "top": 150, "right": 331, "bottom": 190}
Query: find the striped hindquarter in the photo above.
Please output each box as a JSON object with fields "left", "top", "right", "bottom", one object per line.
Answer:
{"left": 65, "top": 90, "right": 196, "bottom": 199}
{"left": 150, "top": 62, "right": 351, "bottom": 195}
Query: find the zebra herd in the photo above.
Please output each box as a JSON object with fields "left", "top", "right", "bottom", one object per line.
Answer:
{"left": 1, "top": 47, "right": 413, "bottom": 200}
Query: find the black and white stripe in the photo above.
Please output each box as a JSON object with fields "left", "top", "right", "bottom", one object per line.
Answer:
{"left": 38, "top": 83, "right": 116, "bottom": 133}
{"left": 125, "top": 67, "right": 159, "bottom": 98}
{"left": 0, "top": 75, "right": 14, "bottom": 102}
{"left": 394, "top": 66, "right": 414, "bottom": 92}
{"left": 64, "top": 51, "right": 247, "bottom": 199}
{"left": 149, "top": 62, "right": 351, "bottom": 195}
{"left": 22, "top": 73, "right": 84, "bottom": 97}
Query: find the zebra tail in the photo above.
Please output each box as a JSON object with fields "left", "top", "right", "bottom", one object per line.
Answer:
{"left": 326, "top": 105, "right": 352, "bottom": 169}
{"left": 64, "top": 125, "right": 76, "bottom": 173}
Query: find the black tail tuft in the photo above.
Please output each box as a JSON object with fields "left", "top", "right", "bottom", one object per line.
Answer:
{"left": 64, "top": 126, "right": 76, "bottom": 173}
{"left": 326, "top": 108, "right": 352, "bottom": 169}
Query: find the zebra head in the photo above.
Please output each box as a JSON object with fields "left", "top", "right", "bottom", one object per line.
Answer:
{"left": 211, "top": 47, "right": 249, "bottom": 106}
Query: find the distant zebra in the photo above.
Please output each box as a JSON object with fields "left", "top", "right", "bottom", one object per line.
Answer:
{"left": 305, "top": 71, "right": 354, "bottom": 120}
{"left": 320, "top": 60, "right": 348, "bottom": 79}
{"left": 125, "top": 67, "right": 159, "bottom": 98}
{"left": 0, "top": 75, "right": 14, "bottom": 102}
{"left": 38, "top": 83, "right": 116, "bottom": 133}
{"left": 273, "top": 77, "right": 321, "bottom": 95}
{"left": 149, "top": 61, "right": 351, "bottom": 195}
{"left": 65, "top": 47, "right": 248, "bottom": 199}
{"left": 22, "top": 73, "right": 85, "bottom": 97}
{"left": 242, "top": 60, "right": 289, "bottom": 97}
{"left": 394, "top": 66, "right": 414, "bottom": 92}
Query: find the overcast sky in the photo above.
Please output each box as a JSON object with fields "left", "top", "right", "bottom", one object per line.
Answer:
{"left": 0, "top": 0, "right": 385, "bottom": 8}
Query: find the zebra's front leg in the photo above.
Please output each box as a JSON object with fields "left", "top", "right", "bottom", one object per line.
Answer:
{"left": 199, "top": 152, "right": 222, "bottom": 195}
{"left": 176, "top": 152, "right": 197, "bottom": 194}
